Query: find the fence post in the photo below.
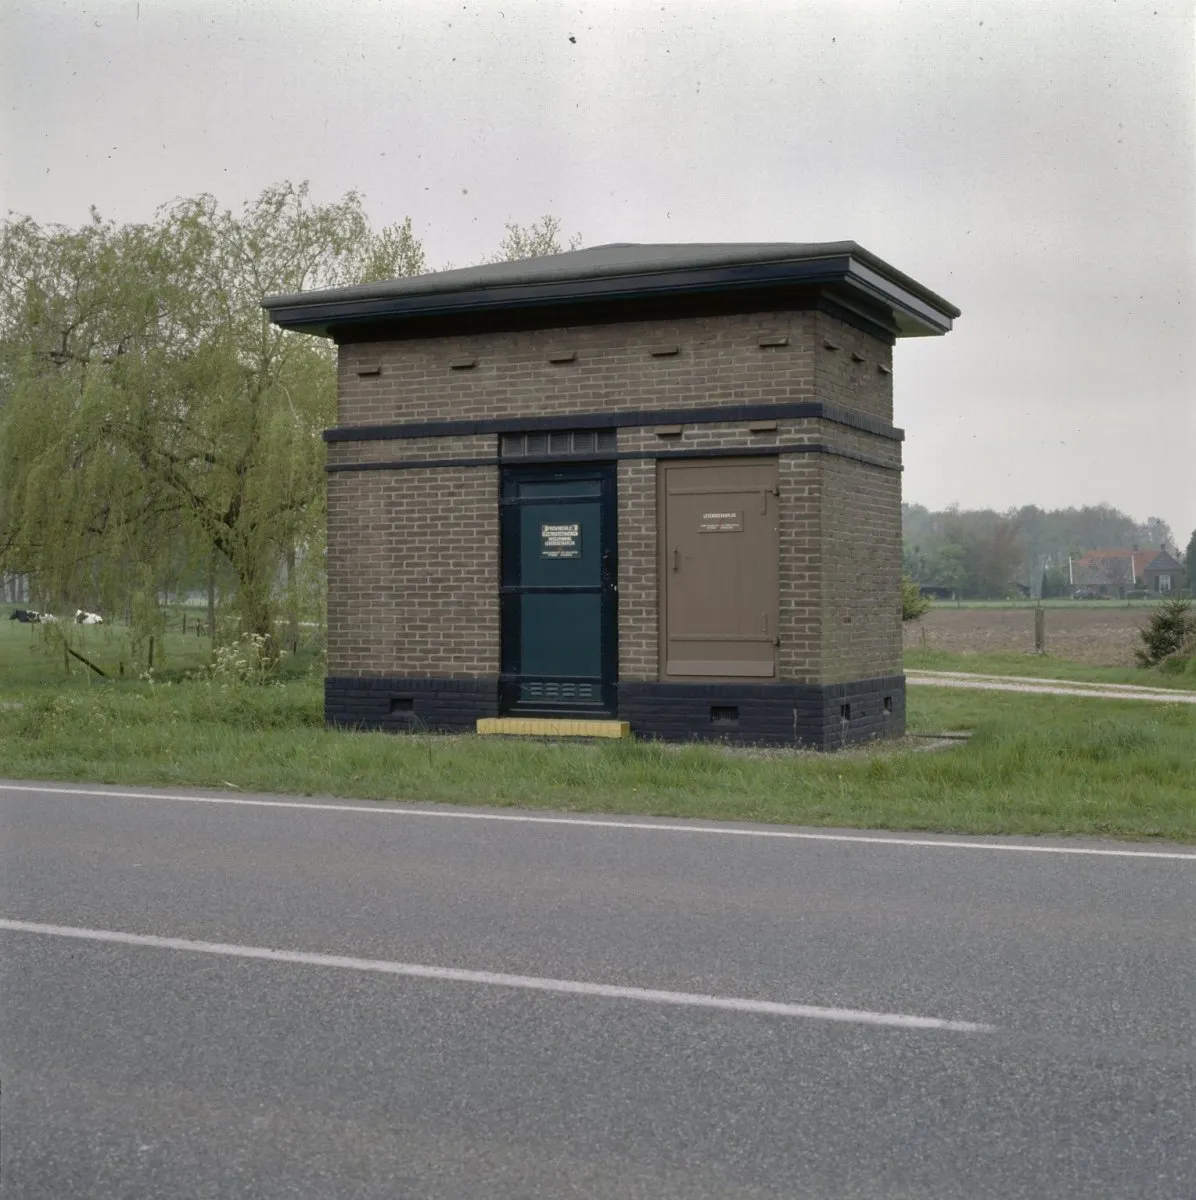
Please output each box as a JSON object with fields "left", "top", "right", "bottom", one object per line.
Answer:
{"left": 1034, "top": 606, "right": 1046, "bottom": 654}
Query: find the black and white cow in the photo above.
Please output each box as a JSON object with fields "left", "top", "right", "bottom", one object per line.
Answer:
{"left": 10, "top": 609, "right": 41, "bottom": 624}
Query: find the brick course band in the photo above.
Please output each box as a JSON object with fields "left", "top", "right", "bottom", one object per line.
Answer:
{"left": 326, "top": 442, "right": 901, "bottom": 474}
{"left": 324, "top": 674, "right": 905, "bottom": 750}
{"left": 323, "top": 399, "right": 904, "bottom": 444}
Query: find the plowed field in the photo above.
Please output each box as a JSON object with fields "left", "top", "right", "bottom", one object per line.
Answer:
{"left": 903, "top": 605, "right": 1152, "bottom": 665}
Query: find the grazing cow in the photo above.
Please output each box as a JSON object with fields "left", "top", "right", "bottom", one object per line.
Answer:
{"left": 75, "top": 610, "right": 103, "bottom": 625}
{"left": 9, "top": 609, "right": 40, "bottom": 623}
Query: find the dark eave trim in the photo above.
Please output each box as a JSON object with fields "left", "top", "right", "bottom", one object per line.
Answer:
{"left": 326, "top": 288, "right": 901, "bottom": 348}
{"left": 265, "top": 253, "right": 957, "bottom": 341}
{"left": 322, "top": 400, "right": 904, "bottom": 445}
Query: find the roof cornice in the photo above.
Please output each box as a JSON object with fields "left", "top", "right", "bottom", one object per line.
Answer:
{"left": 263, "top": 242, "right": 959, "bottom": 341}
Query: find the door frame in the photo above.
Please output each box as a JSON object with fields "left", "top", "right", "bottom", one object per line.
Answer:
{"left": 499, "top": 462, "right": 618, "bottom": 716}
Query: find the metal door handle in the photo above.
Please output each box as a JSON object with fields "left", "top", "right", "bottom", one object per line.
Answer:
{"left": 672, "top": 548, "right": 680, "bottom": 571}
{"left": 602, "top": 549, "right": 617, "bottom": 592}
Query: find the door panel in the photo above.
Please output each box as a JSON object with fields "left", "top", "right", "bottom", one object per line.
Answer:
{"left": 519, "top": 592, "right": 602, "bottom": 678}
{"left": 516, "top": 501, "right": 602, "bottom": 589}
{"left": 660, "top": 459, "right": 779, "bottom": 679}
{"left": 500, "top": 465, "right": 617, "bottom": 714}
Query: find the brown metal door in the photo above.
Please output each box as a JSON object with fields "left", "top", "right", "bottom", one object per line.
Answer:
{"left": 660, "top": 458, "right": 779, "bottom": 678}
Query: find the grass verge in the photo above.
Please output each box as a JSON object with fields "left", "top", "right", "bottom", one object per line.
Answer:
{"left": 0, "top": 615, "right": 321, "bottom": 686}
{"left": 1, "top": 670, "right": 1193, "bottom": 841}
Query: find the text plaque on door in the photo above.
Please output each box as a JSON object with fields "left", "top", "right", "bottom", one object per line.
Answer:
{"left": 540, "top": 522, "right": 581, "bottom": 558}
{"left": 698, "top": 510, "right": 743, "bottom": 533}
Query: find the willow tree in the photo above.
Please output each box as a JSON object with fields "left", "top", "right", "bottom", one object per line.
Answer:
{"left": 0, "top": 210, "right": 175, "bottom": 620}
{"left": 0, "top": 182, "right": 426, "bottom": 642}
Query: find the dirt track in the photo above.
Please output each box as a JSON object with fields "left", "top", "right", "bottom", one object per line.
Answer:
{"left": 903, "top": 606, "right": 1152, "bottom": 665}
{"left": 906, "top": 670, "right": 1196, "bottom": 704}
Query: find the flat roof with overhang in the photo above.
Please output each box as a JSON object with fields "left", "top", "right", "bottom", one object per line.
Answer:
{"left": 263, "top": 241, "right": 960, "bottom": 343}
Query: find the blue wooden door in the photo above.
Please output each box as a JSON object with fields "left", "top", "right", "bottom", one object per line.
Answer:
{"left": 500, "top": 465, "right": 617, "bottom": 714}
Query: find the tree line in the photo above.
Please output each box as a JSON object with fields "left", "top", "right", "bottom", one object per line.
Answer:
{"left": 903, "top": 503, "right": 1190, "bottom": 599}
{"left": 0, "top": 182, "right": 576, "bottom": 647}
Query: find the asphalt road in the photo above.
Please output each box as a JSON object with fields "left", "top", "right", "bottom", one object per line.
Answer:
{"left": 2, "top": 780, "right": 1194, "bottom": 1199}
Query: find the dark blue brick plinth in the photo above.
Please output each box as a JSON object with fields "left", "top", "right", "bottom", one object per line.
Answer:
{"left": 325, "top": 673, "right": 905, "bottom": 749}
{"left": 617, "top": 675, "right": 905, "bottom": 749}
{"left": 325, "top": 677, "right": 499, "bottom": 734}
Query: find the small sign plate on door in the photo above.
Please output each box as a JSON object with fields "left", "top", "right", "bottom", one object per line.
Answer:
{"left": 540, "top": 522, "right": 581, "bottom": 558}
{"left": 698, "top": 510, "right": 743, "bottom": 533}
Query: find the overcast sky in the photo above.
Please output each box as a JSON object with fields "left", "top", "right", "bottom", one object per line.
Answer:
{"left": 3, "top": 0, "right": 1193, "bottom": 544}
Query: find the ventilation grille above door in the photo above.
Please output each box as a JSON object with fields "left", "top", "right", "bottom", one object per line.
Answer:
{"left": 501, "top": 429, "right": 617, "bottom": 459}
{"left": 522, "top": 681, "right": 597, "bottom": 702}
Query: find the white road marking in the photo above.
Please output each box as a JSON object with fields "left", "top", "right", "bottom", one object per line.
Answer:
{"left": 0, "top": 918, "right": 994, "bottom": 1034}
{"left": 2, "top": 781, "right": 1194, "bottom": 860}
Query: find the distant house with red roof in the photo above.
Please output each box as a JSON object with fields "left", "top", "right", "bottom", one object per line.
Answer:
{"left": 1069, "top": 547, "right": 1184, "bottom": 597}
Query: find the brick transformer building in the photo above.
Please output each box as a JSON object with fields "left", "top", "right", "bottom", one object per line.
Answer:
{"left": 265, "top": 243, "right": 958, "bottom": 748}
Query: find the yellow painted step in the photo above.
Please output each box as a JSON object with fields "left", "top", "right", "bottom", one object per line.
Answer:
{"left": 476, "top": 717, "right": 631, "bottom": 739}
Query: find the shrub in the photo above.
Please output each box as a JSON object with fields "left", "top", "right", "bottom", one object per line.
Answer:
{"left": 1135, "top": 598, "right": 1196, "bottom": 667}
{"left": 901, "top": 575, "right": 931, "bottom": 622}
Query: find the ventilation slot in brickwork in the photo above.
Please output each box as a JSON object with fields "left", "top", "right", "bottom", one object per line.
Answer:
{"left": 501, "top": 429, "right": 617, "bottom": 459}
{"left": 839, "top": 703, "right": 852, "bottom": 722}
{"left": 710, "top": 705, "right": 739, "bottom": 725}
